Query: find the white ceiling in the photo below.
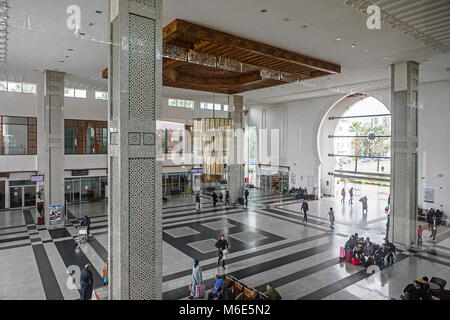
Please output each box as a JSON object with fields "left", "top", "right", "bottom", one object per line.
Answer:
{"left": 1, "top": 0, "right": 449, "bottom": 105}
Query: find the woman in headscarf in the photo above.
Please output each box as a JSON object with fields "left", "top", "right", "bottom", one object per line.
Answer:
{"left": 189, "top": 258, "right": 203, "bottom": 299}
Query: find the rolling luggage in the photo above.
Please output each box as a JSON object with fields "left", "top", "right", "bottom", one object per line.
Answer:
{"left": 339, "top": 247, "right": 345, "bottom": 259}
{"left": 195, "top": 284, "right": 206, "bottom": 298}
{"left": 351, "top": 258, "right": 360, "bottom": 266}
{"left": 345, "top": 249, "right": 353, "bottom": 263}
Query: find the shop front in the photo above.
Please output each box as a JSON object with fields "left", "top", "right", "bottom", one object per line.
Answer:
{"left": 259, "top": 166, "right": 290, "bottom": 193}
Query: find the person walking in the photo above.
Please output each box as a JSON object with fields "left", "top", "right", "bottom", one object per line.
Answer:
{"left": 348, "top": 187, "right": 354, "bottom": 204}
{"left": 212, "top": 192, "right": 218, "bottom": 207}
{"left": 195, "top": 193, "right": 201, "bottom": 212}
{"left": 244, "top": 189, "right": 249, "bottom": 206}
{"left": 225, "top": 191, "right": 230, "bottom": 206}
{"left": 80, "top": 264, "right": 93, "bottom": 300}
{"left": 188, "top": 258, "right": 203, "bottom": 299}
{"left": 429, "top": 216, "right": 438, "bottom": 242}
{"left": 417, "top": 225, "right": 423, "bottom": 247}
{"left": 215, "top": 235, "right": 229, "bottom": 269}
{"left": 301, "top": 200, "right": 309, "bottom": 222}
{"left": 327, "top": 207, "right": 335, "bottom": 230}
{"left": 219, "top": 192, "right": 224, "bottom": 204}
{"left": 341, "top": 188, "right": 345, "bottom": 203}
{"left": 80, "top": 214, "right": 91, "bottom": 240}
{"left": 102, "top": 260, "right": 108, "bottom": 286}
{"left": 359, "top": 196, "right": 368, "bottom": 214}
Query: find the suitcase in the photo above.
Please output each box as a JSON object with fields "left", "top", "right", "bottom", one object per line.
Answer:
{"left": 195, "top": 284, "right": 206, "bottom": 298}
{"left": 351, "top": 258, "right": 360, "bottom": 266}
{"left": 345, "top": 249, "right": 353, "bottom": 263}
{"left": 339, "top": 247, "right": 345, "bottom": 259}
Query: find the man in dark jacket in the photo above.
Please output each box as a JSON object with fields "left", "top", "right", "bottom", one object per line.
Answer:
{"left": 301, "top": 200, "right": 308, "bottom": 222}
{"left": 244, "top": 189, "right": 249, "bottom": 206}
{"left": 195, "top": 193, "right": 201, "bottom": 212}
{"left": 80, "top": 264, "right": 93, "bottom": 300}
{"left": 225, "top": 191, "right": 230, "bottom": 206}
{"left": 80, "top": 215, "right": 91, "bottom": 240}
{"left": 215, "top": 235, "right": 229, "bottom": 269}
{"left": 212, "top": 192, "right": 218, "bottom": 207}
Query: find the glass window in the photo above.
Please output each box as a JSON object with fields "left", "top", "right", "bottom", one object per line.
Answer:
{"left": 168, "top": 99, "right": 193, "bottom": 108}
{"left": 0, "top": 116, "right": 37, "bottom": 155}
{"left": 201, "top": 102, "right": 214, "bottom": 110}
{"left": 0, "top": 81, "right": 7, "bottom": 91}
{"left": 64, "top": 88, "right": 75, "bottom": 97}
{"left": 86, "top": 124, "right": 95, "bottom": 154}
{"left": 74, "top": 89, "right": 87, "bottom": 99}
{"left": 64, "top": 126, "right": 78, "bottom": 154}
{"left": 8, "top": 82, "right": 22, "bottom": 92}
{"left": 95, "top": 91, "right": 108, "bottom": 100}
{"left": 223, "top": 104, "right": 228, "bottom": 111}
{"left": 214, "top": 104, "right": 221, "bottom": 111}
{"left": 22, "top": 84, "right": 37, "bottom": 94}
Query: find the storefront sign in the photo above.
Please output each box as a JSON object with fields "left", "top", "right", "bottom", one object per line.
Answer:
{"left": 191, "top": 168, "right": 203, "bottom": 174}
{"left": 31, "top": 175, "right": 44, "bottom": 182}
{"left": 72, "top": 170, "right": 89, "bottom": 176}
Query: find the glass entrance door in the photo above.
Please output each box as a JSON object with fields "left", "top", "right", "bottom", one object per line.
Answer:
{"left": 24, "top": 186, "right": 36, "bottom": 207}
{"left": 9, "top": 187, "right": 23, "bottom": 208}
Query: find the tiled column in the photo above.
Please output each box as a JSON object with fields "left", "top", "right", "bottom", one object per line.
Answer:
{"left": 108, "top": 0, "right": 163, "bottom": 300}
{"left": 389, "top": 61, "right": 419, "bottom": 249}
{"left": 227, "top": 95, "right": 245, "bottom": 204}
{"left": 43, "top": 71, "right": 65, "bottom": 228}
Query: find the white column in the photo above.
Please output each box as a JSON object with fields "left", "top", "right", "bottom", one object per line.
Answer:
{"left": 108, "top": 0, "right": 163, "bottom": 300}
{"left": 389, "top": 61, "right": 419, "bottom": 249}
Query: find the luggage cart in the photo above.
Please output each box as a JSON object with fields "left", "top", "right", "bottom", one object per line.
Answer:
{"left": 74, "top": 226, "right": 88, "bottom": 247}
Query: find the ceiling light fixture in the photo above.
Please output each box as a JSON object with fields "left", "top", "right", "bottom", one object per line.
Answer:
{"left": 260, "top": 9, "right": 267, "bottom": 13}
{"left": 300, "top": 25, "right": 308, "bottom": 29}
{"left": 350, "top": 44, "right": 356, "bottom": 48}
{"left": 95, "top": 10, "right": 103, "bottom": 14}
{"left": 282, "top": 17, "right": 290, "bottom": 22}
{"left": 68, "top": 48, "right": 74, "bottom": 51}
{"left": 335, "top": 38, "right": 342, "bottom": 41}
{"left": 362, "top": 49, "right": 369, "bottom": 53}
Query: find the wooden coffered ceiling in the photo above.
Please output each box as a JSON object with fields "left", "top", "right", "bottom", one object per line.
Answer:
{"left": 103, "top": 19, "right": 341, "bottom": 94}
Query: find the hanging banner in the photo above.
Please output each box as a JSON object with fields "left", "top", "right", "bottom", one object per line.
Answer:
{"left": 424, "top": 188, "right": 434, "bottom": 203}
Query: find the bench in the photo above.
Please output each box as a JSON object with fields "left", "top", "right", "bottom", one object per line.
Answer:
{"left": 224, "top": 275, "right": 268, "bottom": 300}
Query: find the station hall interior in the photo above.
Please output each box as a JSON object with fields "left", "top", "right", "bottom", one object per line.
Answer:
{"left": 0, "top": 0, "right": 449, "bottom": 301}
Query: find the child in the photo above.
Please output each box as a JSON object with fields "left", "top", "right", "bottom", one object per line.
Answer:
{"left": 417, "top": 225, "right": 423, "bottom": 246}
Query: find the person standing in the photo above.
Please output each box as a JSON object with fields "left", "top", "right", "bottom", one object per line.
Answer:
{"left": 80, "top": 264, "right": 93, "bottom": 300}
{"left": 219, "top": 192, "right": 224, "bottom": 204}
{"left": 417, "top": 225, "right": 423, "bottom": 247}
{"left": 244, "top": 188, "right": 249, "bottom": 206}
{"left": 188, "top": 258, "right": 203, "bottom": 299}
{"left": 348, "top": 187, "right": 354, "bottom": 204}
{"left": 327, "top": 207, "right": 335, "bottom": 230}
{"left": 341, "top": 188, "right": 346, "bottom": 203}
{"left": 215, "top": 235, "right": 229, "bottom": 269}
{"left": 301, "top": 200, "right": 309, "bottom": 222}
{"left": 359, "top": 196, "right": 368, "bottom": 214}
{"left": 429, "top": 216, "right": 438, "bottom": 242}
{"left": 225, "top": 191, "right": 230, "bottom": 206}
{"left": 195, "top": 193, "right": 201, "bottom": 212}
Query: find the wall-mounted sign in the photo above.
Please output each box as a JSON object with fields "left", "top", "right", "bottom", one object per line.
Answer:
{"left": 307, "top": 175, "right": 314, "bottom": 187}
{"left": 191, "top": 168, "right": 203, "bottom": 174}
{"left": 49, "top": 205, "right": 62, "bottom": 222}
{"left": 72, "top": 170, "right": 89, "bottom": 176}
{"left": 31, "top": 175, "right": 44, "bottom": 182}
{"left": 424, "top": 188, "right": 434, "bottom": 203}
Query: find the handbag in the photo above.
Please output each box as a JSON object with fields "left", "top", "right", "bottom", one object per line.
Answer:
{"left": 222, "top": 249, "right": 230, "bottom": 260}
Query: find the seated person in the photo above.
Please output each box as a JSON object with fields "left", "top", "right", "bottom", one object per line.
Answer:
{"left": 344, "top": 235, "right": 358, "bottom": 250}
{"left": 363, "top": 241, "right": 375, "bottom": 258}
{"left": 216, "top": 286, "right": 225, "bottom": 300}
{"left": 402, "top": 280, "right": 422, "bottom": 300}
{"left": 222, "top": 281, "right": 234, "bottom": 300}
{"left": 207, "top": 275, "right": 225, "bottom": 300}
{"left": 374, "top": 245, "right": 387, "bottom": 267}
{"left": 353, "top": 245, "right": 364, "bottom": 260}
{"left": 417, "top": 276, "right": 432, "bottom": 300}
{"left": 264, "top": 283, "right": 282, "bottom": 300}
{"left": 249, "top": 289, "right": 261, "bottom": 301}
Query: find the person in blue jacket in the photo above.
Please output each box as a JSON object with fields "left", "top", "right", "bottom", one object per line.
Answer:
{"left": 207, "top": 275, "right": 225, "bottom": 300}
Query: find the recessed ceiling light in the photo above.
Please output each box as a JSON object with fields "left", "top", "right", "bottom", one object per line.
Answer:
{"left": 282, "top": 17, "right": 290, "bottom": 22}
{"left": 384, "top": 56, "right": 389, "bottom": 60}
{"left": 300, "top": 25, "right": 308, "bottom": 29}
{"left": 260, "top": 9, "right": 267, "bottom": 13}
{"left": 68, "top": 48, "right": 74, "bottom": 51}
{"left": 88, "top": 22, "right": 95, "bottom": 27}
{"left": 95, "top": 10, "right": 103, "bottom": 14}
{"left": 446, "top": 67, "right": 450, "bottom": 72}
{"left": 335, "top": 37, "right": 342, "bottom": 41}
{"left": 59, "top": 60, "right": 64, "bottom": 63}
{"left": 350, "top": 44, "right": 356, "bottom": 48}
{"left": 65, "top": 55, "right": 69, "bottom": 58}
{"left": 362, "top": 49, "right": 369, "bottom": 53}
{"left": 79, "top": 32, "right": 86, "bottom": 36}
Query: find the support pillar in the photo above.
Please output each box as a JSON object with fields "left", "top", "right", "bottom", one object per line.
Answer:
{"left": 108, "top": 0, "right": 163, "bottom": 300}
{"left": 227, "top": 95, "right": 245, "bottom": 204}
{"left": 389, "top": 61, "right": 419, "bottom": 249}
{"left": 43, "top": 71, "right": 65, "bottom": 228}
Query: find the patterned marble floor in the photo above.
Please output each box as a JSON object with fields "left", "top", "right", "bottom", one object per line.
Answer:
{"left": 0, "top": 189, "right": 448, "bottom": 300}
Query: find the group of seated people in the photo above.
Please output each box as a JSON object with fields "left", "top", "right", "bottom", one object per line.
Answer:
{"left": 344, "top": 233, "right": 396, "bottom": 269}
{"left": 401, "top": 277, "right": 433, "bottom": 300}
{"left": 207, "top": 275, "right": 281, "bottom": 300}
